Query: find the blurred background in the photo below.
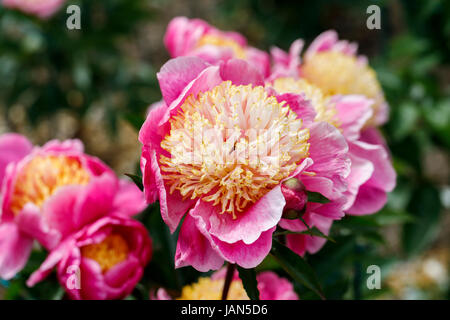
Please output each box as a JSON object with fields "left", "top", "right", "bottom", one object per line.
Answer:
{"left": 0, "top": 0, "right": 448, "bottom": 299}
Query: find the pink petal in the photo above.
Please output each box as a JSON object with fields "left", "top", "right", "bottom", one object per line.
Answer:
{"left": 332, "top": 95, "right": 374, "bottom": 141}
{"left": 112, "top": 179, "right": 146, "bottom": 216}
{"left": 219, "top": 58, "right": 265, "bottom": 87}
{"left": 157, "top": 56, "right": 211, "bottom": 107}
{"left": 175, "top": 213, "right": 224, "bottom": 272}
{"left": 0, "top": 222, "right": 33, "bottom": 280}
{"left": 191, "top": 186, "right": 285, "bottom": 244}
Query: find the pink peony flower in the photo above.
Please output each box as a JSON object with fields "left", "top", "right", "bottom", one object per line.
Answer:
{"left": 27, "top": 216, "right": 152, "bottom": 300}
{"left": 139, "top": 56, "right": 350, "bottom": 270}
{"left": 164, "top": 17, "right": 270, "bottom": 78}
{"left": 268, "top": 76, "right": 396, "bottom": 218}
{"left": 1, "top": 0, "right": 66, "bottom": 19}
{"left": 0, "top": 138, "right": 145, "bottom": 280}
{"left": 271, "top": 31, "right": 388, "bottom": 127}
{"left": 154, "top": 268, "right": 298, "bottom": 300}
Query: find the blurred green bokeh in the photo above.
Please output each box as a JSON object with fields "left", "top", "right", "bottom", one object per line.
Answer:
{"left": 0, "top": 0, "right": 448, "bottom": 300}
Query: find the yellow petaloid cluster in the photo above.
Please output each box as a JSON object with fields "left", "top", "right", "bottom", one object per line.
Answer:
{"left": 160, "top": 81, "right": 310, "bottom": 218}
{"left": 272, "top": 77, "right": 340, "bottom": 128}
{"left": 302, "top": 51, "right": 385, "bottom": 124}
{"left": 81, "top": 234, "right": 130, "bottom": 273}
{"left": 177, "top": 277, "right": 249, "bottom": 300}
{"left": 10, "top": 155, "right": 90, "bottom": 215}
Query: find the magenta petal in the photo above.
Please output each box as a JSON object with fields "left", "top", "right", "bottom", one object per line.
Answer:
{"left": 41, "top": 139, "right": 84, "bottom": 154}
{"left": 286, "top": 214, "right": 333, "bottom": 256}
{"left": 219, "top": 58, "right": 265, "bottom": 86}
{"left": 157, "top": 56, "right": 211, "bottom": 106}
{"left": 0, "top": 133, "right": 32, "bottom": 186}
{"left": 0, "top": 222, "right": 33, "bottom": 280}
{"left": 332, "top": 95, "right": 374, "bottom": 141}
{"left": 343, "top": 152, "right": 374, "bottom": 210}
{"left": 175, "top": 213, "right": 224, "bottom": 272}
{"left": 257, "top": 271, "right": 299, "bottom": 300}
{"left": 276, "top": 93, "right": 317, "bottom": 127}
{"left": 112, "top": 179, "right": 146, "bottom": 216}
{"left": 73, "top": 173, "right": 118, "bottom": 229}
{"left": 305, "top": 30, "right": 338, "bottom": 59}
{"left": 211, "top": 227, "right": 275, "bottom": 268}
{"left": 307, "top": 121, "right": 350, "bottom": 180}
{"left": 148, "top": 149, "right": 194, "bottom": 232}
{"left": 346, "top": 185, "right": 388, "bottom": 215}
{"left": 192, "top": 186, "right": 285, "bottom": 244}
{"left": 349, "top": 140, "right": 396, "bottom": 192}
{"left": 15, "top": 203, "right": 61, "bottom": 250}
{"left": 42, "top": 185, "right": 82, "bottom": 238}
{"left": 27, "top": 239, "right": 72, "bottom": 287}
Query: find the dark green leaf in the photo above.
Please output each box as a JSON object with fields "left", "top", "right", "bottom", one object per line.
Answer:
{"left": 403, "top": 185, "right": 441, "bottom": 256}
{"left": 273, "top": 227, "right": 335, "bottom": 243}
{"left": 236, "top": 266, "right": 260, "bottom": 300}
{"left": 270, "top": 239, "right": 324, "bottom": 299}
{"left": 306, "top": 191, "right": 330, "bottom": 204}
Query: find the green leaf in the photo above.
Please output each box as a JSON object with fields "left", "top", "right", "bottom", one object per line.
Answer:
{"left": 273, "top": 227, "right": 335, "bottom": 243}
{"left": 306, "top": 191, "right": 330, "bottom": 204}
{"left": 403, "top": 185, "right": 441, "bottom": 256}
{"left": 125, "top": 173, "right": 143, "bottom": 191}
{"left": 236, "top": 266, "right": 260, "bottom": 300}
{"left": 270, "top": 239, "right": 324, "bottom": 299}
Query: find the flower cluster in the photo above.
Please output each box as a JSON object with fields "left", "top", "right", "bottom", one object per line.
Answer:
{"left": 0, "top": 135, "right": 152, "bottom": 299}
{"left": 0, "top": 15, "right": 396, "bottom": 300}
{"left": 139, "top": 17, "right": 396, "bottom": 270}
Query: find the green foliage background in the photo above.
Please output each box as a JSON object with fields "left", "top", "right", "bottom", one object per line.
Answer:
{"left": 0, "top": 0, "right": 448, "bottom": 299}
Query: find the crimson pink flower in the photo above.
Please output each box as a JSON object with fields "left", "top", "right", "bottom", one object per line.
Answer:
{"left": 154, "top": 268, "right": 298, "bottom": 300}
{"left": 139, "top": 56, "right": 350, "bottom": 270}
{"left": 27, "top": 216, "right": 152, "bottom": 300}
{"left": 0, "top": 137, "right": 145, "bottom": 280}
{"left": 271, "top": 30, "right": 388, "bottom": 127}
{"left": 1, "top": 0, "right": 66, "bottom": 19}
{"left": 164, "top": 17, "right": 271, "bottom": 78}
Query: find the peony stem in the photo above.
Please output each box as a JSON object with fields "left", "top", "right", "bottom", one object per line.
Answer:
{"left": 221, "top": 263, "right": 236, "bottom": 300}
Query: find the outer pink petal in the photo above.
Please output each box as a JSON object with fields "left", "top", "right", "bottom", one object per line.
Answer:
{"left": 210, "top": 227, "right": 275, "bottom": 268}
{"left": 191, "top": 186, "right": 285, "bottom": 244}
{"left": 0, "top": 222, "right": 33, "bottom": 280}
{"left": 257, "top": 271, "right": 299, "bottom": 300}
{"left": 286, "top": 214, "right": 333, "bottom": 256}
{"left": 73, "top": 173, "right": 118, "bottom": 229}
{"left": 15, "top": 203, "right": 61, "bottom": 250}
{"left": 147, "top": 148, "right": 194, "bottom": 233}
{"left": 346, "top": 185, "right": 388, "bottom": 215}
{"left": 0, "top": 133, "right": 32, "bottom": 186}
{"left": 112, "top": 179, "right": 146, "bottom": 216}
{"left": 343, "top": 152, "right": 374, "bottom": 211}
{"left": 156, "top": 56, "right": 211, "bottom": 107}
{"left": 219, "top": 58, "right": 265, "bottom": 87}
{"left": 307, "top": 121, "right": 350, "bottom": 180}
{"left": 175, "top": 213, "right": 225, "bottom": 272}
{"left": 245, "top": 47, "right": 271, "bottom": 78}
{"left": 27, "top": 239, "right": 73, "bottom": 287}
{"left": 332, "top": 95, "right": 374, "bottom": 141}
{"left": 305, "top": 30, "right": 338, "bottom": 59}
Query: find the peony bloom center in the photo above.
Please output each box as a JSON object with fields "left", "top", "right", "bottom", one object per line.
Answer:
{"left": 9, "top": 155, "right": 90, "bottom": 215}
{"left": 197, "top": 34, "right": 246, "bottom": 59}
{"left": 177, "top": 277, "right": 249, "bottom": 300}
{"left": 301, "top": 51, "right": 385, "bottom": 122}
{"left": 272, "top": 77, "right": 340, "bottom": 128}
{"left": 81, "top": 234, "right": 129, "bottom": 273}
{"left": 160, "top": 81, "right": 310, "bottom": 217}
